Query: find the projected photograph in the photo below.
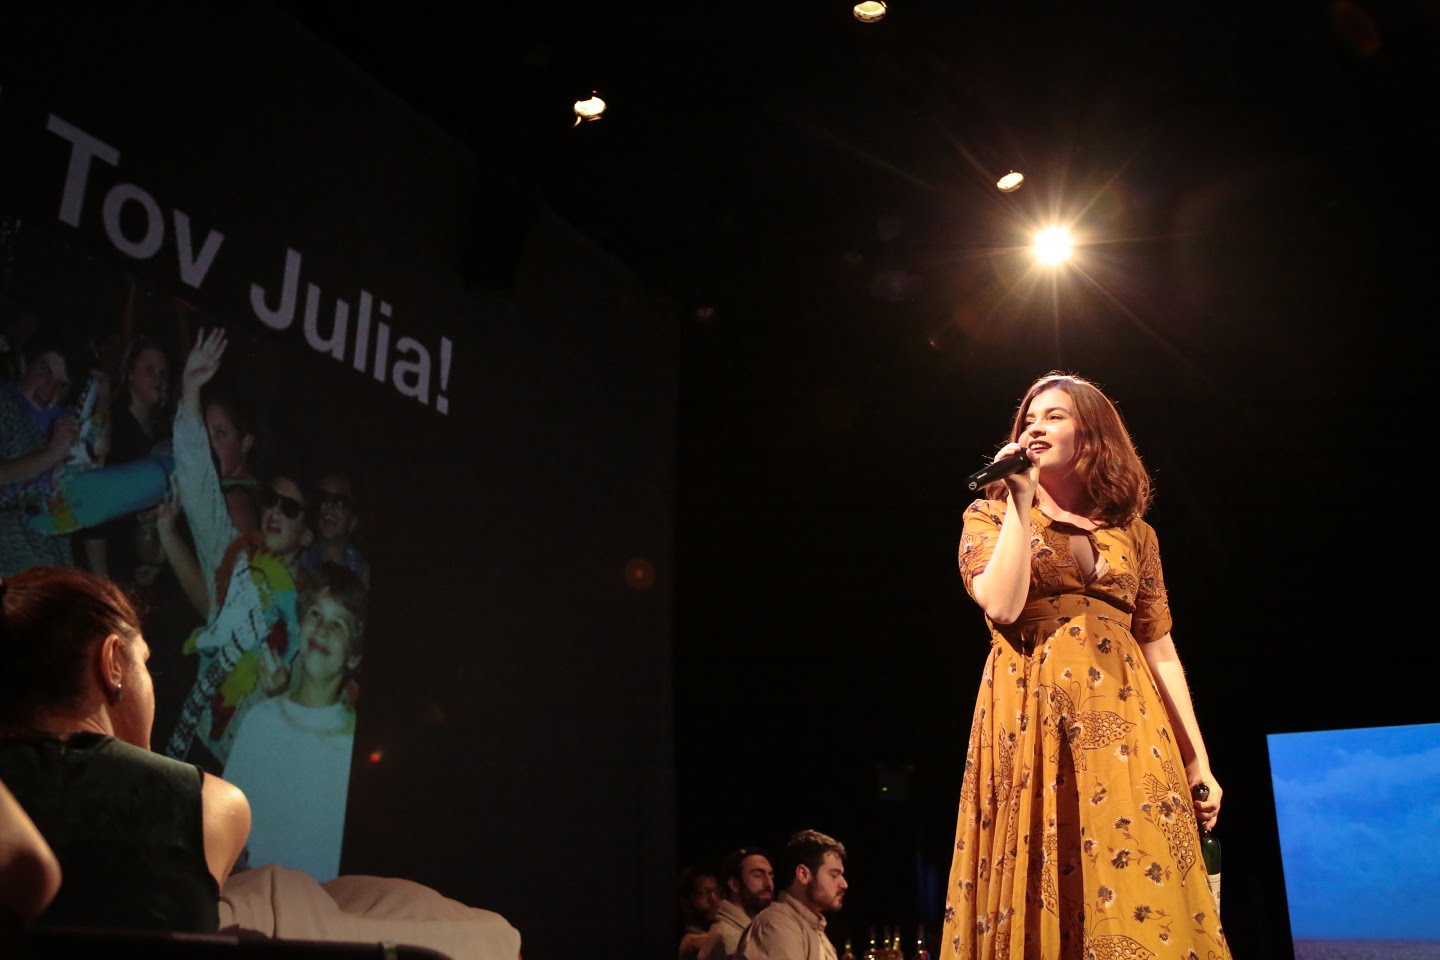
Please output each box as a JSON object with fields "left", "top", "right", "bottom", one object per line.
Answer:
{"left": 1, "top": 217, "right": 370, "bottom": 883}
{"left": 1268, "top": 722, "right": 1440, "bottom": 960}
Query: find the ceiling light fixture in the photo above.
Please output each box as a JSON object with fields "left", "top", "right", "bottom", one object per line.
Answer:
{"left": 573, "top": 93, "right": 606, "bottom": 126}
{"left": 853, "top": 2, "right": 887, "bottom": 23}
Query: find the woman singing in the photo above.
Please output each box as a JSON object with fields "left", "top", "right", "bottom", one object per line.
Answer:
{"left": 940, "top": 373, "right": 1229, "bottom": 959}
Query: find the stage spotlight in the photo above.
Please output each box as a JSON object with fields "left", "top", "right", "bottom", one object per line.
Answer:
{"left": 1033, "top": 226, "right": 1074, "bottom": 265}
{"left": 573, "top": 93, "right": 606, "bottom": 126}
{"left": 996, "top": 171, "right": 1024, "bottom": 193}
{"left": 853, "top": 2, "right": 887, "bottom": 23}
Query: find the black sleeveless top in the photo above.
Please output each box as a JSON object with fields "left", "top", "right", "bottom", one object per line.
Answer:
{"left": 0, "top": 732, "right": 218, "bottom": 932}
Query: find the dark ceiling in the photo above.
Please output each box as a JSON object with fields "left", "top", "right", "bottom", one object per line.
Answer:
{"left": 274, "top": 0, "right": 1436, "bottom": 476}
{"left": 271, "top": 0, "right": 1440, "bottom": 321}
{"left": 269, "top": 1, "right": 1440, "bottom": 476}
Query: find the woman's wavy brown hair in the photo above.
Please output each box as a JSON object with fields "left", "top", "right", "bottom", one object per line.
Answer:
{"left": 985, "top": 372, "right": 1152, "bottom": 527}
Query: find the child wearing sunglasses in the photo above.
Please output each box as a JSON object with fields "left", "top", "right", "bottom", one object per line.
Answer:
{"left": 302, "top": 470, "right": 371, "bottom": 589}
{"left": 161, "top": 328, "right": 313, "bottom": 774}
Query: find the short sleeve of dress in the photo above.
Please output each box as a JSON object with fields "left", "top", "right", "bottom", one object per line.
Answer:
{"left": 957, "top": 499, "right": 1007, "bottom": 600}
{"left": 1130, "top": 518, "right": 1174, "bottom": 644}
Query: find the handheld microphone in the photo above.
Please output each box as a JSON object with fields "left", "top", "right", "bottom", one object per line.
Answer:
{"left": 966, "top": 450, "right": 1031, "bottom": 492}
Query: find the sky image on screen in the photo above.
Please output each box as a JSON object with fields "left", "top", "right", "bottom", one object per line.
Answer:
{"left": 1267, "top": 722, "right": 1440, "bottom": 942}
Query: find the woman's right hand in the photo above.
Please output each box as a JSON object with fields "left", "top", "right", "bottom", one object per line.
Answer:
{"left": 996, "top": 441, "right": 1038, "bottom": 500}
{"left": 181, "top": 328, "right": 227, "bottom": 403}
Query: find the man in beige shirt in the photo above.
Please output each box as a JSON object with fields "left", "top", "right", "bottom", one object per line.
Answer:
{"left": 735, "top": 830, "right": 848, "bottom": 960}
{"left": 708, "top": 846, "right": 776, "bottom": 958}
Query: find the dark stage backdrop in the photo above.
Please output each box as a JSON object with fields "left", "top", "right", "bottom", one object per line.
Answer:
{"left": 665, "top": 7, "right": 1440, "bottom": 960}
{"left": 0, "top": 5, "right": 677, "bottom": 958}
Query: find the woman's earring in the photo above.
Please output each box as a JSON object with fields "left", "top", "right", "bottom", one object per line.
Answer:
{"left": 113, "top": 682, "right": 123, "bottom": 704}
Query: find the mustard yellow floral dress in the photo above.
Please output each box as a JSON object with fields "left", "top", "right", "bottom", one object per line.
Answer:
{"left": 939, "top": 499, "right": 1230, "bottom": 960}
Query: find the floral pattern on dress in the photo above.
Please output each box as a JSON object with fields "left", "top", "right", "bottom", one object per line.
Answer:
{"left": 941, "top": 499, "right": 1229, "bottom": 960}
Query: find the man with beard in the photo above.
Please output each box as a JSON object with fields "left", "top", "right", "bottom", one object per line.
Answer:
{"left": 707, "top": 846, "right": 775, "bottom": 959}
{"left": 736, "top": 831, "right": 847, "bottom": 960}
{"left": 678, "top": 864, "right": 723, "bottom": 960}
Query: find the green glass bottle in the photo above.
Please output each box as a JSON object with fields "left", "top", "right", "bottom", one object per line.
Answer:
{"left": 1192, "top": 783, "right": 1222, "bottom": 914}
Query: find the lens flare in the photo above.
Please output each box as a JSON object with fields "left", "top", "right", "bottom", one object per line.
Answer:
{"left": 1033, "top": 227, "right": 1074, "bottom": 265}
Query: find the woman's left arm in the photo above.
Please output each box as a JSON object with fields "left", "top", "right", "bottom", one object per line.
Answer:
{"left": 0, "top": 779, "right": 61, "bottom": 923}
{"left": 1142, "top": 632, "right": 1222, "bottom": 830}
{"left": 200, "top": 773, "right": 251, "bottom": 888}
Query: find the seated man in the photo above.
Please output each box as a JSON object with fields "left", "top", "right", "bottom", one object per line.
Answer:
{"left": 708, "top": 846, "right": 774, "bottom": 959}
{"left": 677, "top": 863, "right": 722, "bottom": 960}
{"left": 736, "top": 830, "right": 848, "bottom": 960}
